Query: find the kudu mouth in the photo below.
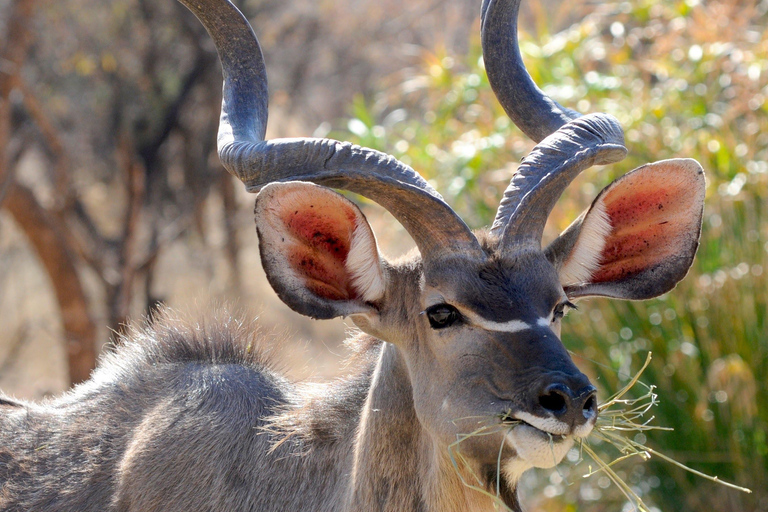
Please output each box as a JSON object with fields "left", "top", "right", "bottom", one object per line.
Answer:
{"left": 501, "top": 393, "right": 598, "bottom": 440}
{"left": 497, "top": 376, "right": 598, "bottom": 470}
{"left": 500, "top": 386, "right": 598, "bottom": 470}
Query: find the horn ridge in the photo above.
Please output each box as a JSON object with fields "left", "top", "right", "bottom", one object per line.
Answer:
{"left": 481, "top": 0, "right": 581, "bottom": 143}
{"left": 180, "top": 0, "right": 269, "bottom": 144}
{"left": 222, "top": 137, "right": 485, "bottom": 259}
{"left": 177, "top": 0, "right": 485, "bottom": 262}
{"left": 482, "top": 0, "right": 629, "bottom": 248}
{"left": 491, "top": 113, "right": 627, "bottom": 249}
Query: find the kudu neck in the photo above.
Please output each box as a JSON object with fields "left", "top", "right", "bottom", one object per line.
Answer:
{"left": 346, "top": 342, "right": 500, "bottom": 512}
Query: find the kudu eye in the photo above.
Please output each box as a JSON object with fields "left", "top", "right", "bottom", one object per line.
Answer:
{"left": 552, "top": 301, "right": 577, "bottom": 322}
{"left": 425, "top": 304, "right": 462, "bottom": 329}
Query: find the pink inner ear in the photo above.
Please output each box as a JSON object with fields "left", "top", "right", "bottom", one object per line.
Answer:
{"left": 592, "top": 167, "right": 700, "bottom": 283}
{"left": 280, "top": 196, "right": 360, "bottom": 301}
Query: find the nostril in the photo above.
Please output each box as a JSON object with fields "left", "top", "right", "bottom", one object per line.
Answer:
{"left": 583, "top": 395, "right": 597, "bottom": 419}
{"left": 539, "top": 387, "right": 568, "bottom": 415}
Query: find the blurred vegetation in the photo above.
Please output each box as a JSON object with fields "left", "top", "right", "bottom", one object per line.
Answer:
{"left": 1, "top": 0, "right": 766, "bottom": 509}
{"left": 337, "top": 0, "right": 768, "bottom": 510}
{"left": 0, "top": 0, "right": 483, "bottom": 386}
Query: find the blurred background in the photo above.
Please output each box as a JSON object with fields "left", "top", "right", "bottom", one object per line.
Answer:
{"left": 0, "top": 0, "right": 765, "bottom": 510}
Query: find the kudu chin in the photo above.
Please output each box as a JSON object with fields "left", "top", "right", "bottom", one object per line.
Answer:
{"left": 0, "top": 0, "right": 705, "bottom": 510}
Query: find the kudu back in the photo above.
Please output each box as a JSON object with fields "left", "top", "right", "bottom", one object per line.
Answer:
{"left": 0, "top": 0, "right": 705, "bottom": 510}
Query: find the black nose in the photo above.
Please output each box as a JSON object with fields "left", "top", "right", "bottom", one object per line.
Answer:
{"left": 538, "top": 382, "right": 598, "bottom": 427}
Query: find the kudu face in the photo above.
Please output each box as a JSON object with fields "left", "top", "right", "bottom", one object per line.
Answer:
{"left": 182, "top": 0, "right": 706, "bottom": 494}
{"left": 259, "top": 204, "right": 599, "bottom": 474}
{"left": 389, "top": 250, "right": 597, "bottom": 472}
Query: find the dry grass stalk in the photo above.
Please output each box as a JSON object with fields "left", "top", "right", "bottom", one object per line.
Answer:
{"left": 449, "top": 352, "right": 751, "bottom": 511}
{"left": 581, "top": 352, "right": 752, "bottom": 511}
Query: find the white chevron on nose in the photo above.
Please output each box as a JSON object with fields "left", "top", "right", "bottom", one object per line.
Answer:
{"left": 472, "top": 317, "right": 531, "bottom": 333}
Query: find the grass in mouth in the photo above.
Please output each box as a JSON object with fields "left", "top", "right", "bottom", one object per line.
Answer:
{"left": 447, "top": 420, "right": 517, "bottom": 511}
{"left": 449, "top": 352, "right": 752, "bottom": 511}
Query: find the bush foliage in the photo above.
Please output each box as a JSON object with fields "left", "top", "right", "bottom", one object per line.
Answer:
{"left": 337, "top": 1, "right": 768, "bottom": 510}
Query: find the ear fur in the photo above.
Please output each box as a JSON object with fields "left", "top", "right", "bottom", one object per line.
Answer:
{"left": 255, "top": 182, "right": 386, "bottom": 319}
{"left": 546, "top": 158, "right": 705, "bottom": 300}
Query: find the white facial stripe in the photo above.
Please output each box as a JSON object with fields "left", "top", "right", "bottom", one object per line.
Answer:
{"left": 573, "top": 422, "right": 595, "bottom": 439}
{"left": 471, "top": 316, "right": 531, "bottom": 333}
{"left": 423, "top": 300, "right": 548, "bottom": 334}
{"left": 512, "top": 411, "right": 570, "bottom": 436}
{"left": 509, "top": 413, "right": 594, "bottom": 439}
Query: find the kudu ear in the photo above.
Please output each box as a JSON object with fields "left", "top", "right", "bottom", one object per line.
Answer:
{"left": 545, "top": 158, "right": 705, "bottom": 300}
{"left": 255, "top": 182, "right": 386, "bottom": 319}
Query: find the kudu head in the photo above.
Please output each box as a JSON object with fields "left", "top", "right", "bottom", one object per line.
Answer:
{"left": 180, "top": 0, "right": 705, "bottom": 483}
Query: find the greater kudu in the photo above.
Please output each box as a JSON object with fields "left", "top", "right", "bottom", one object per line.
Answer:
{"left": 0, "top": 0, "right": 705, "bottom": 510}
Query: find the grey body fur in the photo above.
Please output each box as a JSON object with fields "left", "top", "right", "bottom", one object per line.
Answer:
{"left": 0, "top": 260, "right": 510, "bottom": 512}
{"left": 0, "top": 313, "right": 375, "bottom": 512}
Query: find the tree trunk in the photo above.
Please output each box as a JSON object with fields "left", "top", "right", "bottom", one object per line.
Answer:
{"left": 3, "top": 183, "right": 98, "bottom": 385}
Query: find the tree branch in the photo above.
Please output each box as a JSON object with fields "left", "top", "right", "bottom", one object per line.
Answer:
{"left": 3, "top": 182, "right": 97, "bottom": 385}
